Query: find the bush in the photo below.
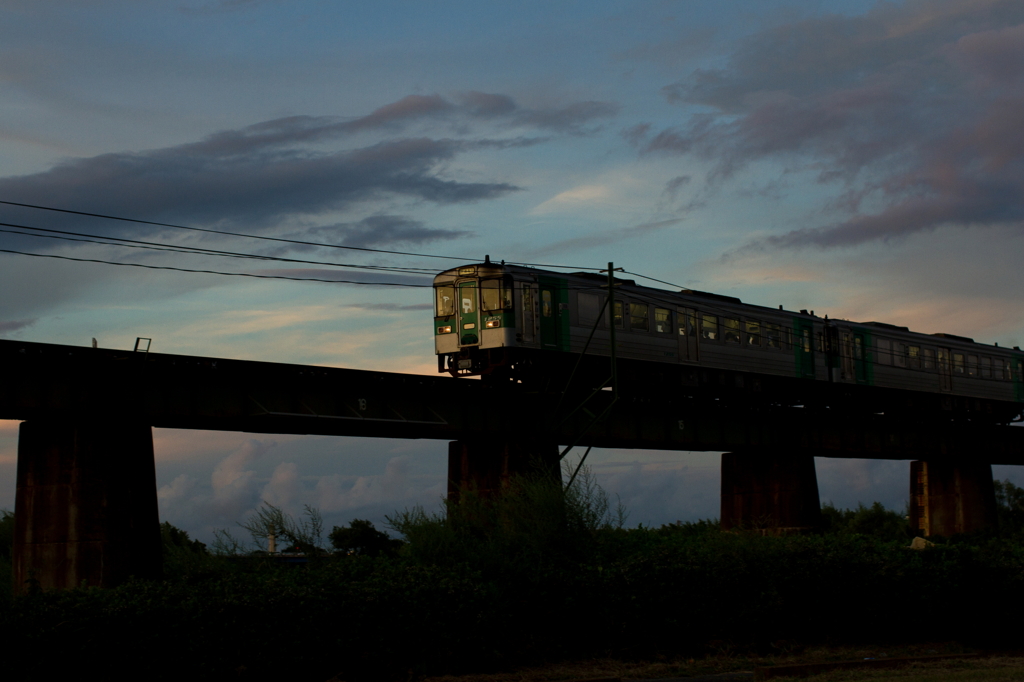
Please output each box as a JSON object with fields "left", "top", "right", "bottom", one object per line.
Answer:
{"left": 821, "top": 501, "right": 911, "bottom": 541}
{"left": 329, "top": 519, "right": 402, "bottom": 557}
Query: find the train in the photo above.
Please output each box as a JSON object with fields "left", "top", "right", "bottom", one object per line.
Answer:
{"left": 433, "top": 259, "right": 1024, "bottom": 424}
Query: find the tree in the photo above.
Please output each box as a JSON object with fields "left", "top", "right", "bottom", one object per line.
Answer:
{"left": 239, "top": 502, "right": 326, "bottom": 555}
{"left": 329, "top": 519, "right": 402, "bottom": 557}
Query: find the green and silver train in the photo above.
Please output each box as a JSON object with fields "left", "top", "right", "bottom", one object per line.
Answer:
{"left": 433, "top": 260, "right": 1024, "bottom": 423}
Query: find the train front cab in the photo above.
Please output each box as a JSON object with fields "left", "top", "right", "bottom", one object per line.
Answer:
{"left": 434, "top": 264, "right": 518, "bottom": 376}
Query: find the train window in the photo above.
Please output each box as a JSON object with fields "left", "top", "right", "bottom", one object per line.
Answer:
{"left": 481, "top": 279, "right": 512, "bottom": 312}
{"left": 981, "top": 356, "right": 992, "bottom": 379}
{"left": 893, "top": 343, "right": 906, "bottom": 368}
{"left": 578, "top": 293, "right": 602, "bottom": 327}
{"left": 541, "top": 290, "right": 552, "bottom": 318}
{"left": 877, "top": 339, "right": 892, "bottom": 365}
{"left": 723, "top": 318, "right": 740, "bottom": 344}
{"left": 967, "top": 355, "right": 978, "bottom": 377}
{"left": 654, "top": 308, "right": 672, "bottom": 333}
{"left": 630, "top": 303, "right": 649, "bottom": 331}
{"left": 745, "top": 320, "right": 761, "bottom": 346}
{"left": 701, "top": 314, "right": 718, "bottom": 341}
{"left": 435, "top": 285, "right": 455, "bottom": 317}
{"left": 953, "top": 353, "right": 965, "bottom": 374}
{"left": 854, "top": 336, "right": 863, "bottom": 360}
{"left": 1017, "top": 360, "right": 1023, "bottom": 381}
{"left": 1003, "top": 359, "right": 1013, "bottom": 380}
{"left": 922, "top": 348, "right": 935, "bottom": 370}
{"left": 908, "top": 346, "right": 921, "bottom": 369}
{"left": 765, "top": 323, "right": 782, "bottom": 349}
{"left": 613, "top": 301, "right": 624, "bottom": 328}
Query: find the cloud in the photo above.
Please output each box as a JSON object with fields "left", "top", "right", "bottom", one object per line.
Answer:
{"left": 0, "top": 91, "right": 616, "bottom": 243}
{"left": 343, "top": 303, "right": 434, "bottom": 312}
{"left": 249, "top": 269, "right": 431, "bottom": 286}
{"left": 307, "top": 215, "right": 471, "bottom": 248}
{"left": 534, "top": 217, "right": 684, "bottom": 256}
{"left": 0, "top": 318, "right": 34, "bottom": 335}
{"left": 638, "top": 0, "right": 1024, "bottom": 249}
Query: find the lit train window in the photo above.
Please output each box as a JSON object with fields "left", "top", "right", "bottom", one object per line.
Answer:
{"left": 701, "top": 314, "right": 718, "bottom": 341}
{"left": 630, "top": 303, "right": 649, "bottom": 331}
{"left": 481, "top": 279, "right": 512, "bottom": 311}
{"left": 723, "top": 318, "right": 740, "bottom": 344}
{"left": 908, "top": 346, "right": 921, "bottom": 369}
{"left": 541, "top": 290, "right": 552, "bottom": 318}
{"left": 953, "top": 353, "right": 965, "bottom": 374}
{"left": 922, "top": 348, "right": 935, "bottom": 370}
{"left": 981, "top": 356, "right": 992, "bottom": 379}
{"left": 654, "top": 308, "right": 672, "bottom": 333}
{"left": 613, "top": 301, "right": 624, "bottom": 328}
{"left": 967, "top": 355, "right": 978, "bottom": 377}
{"left": 745, "top": 320, "right": 761, "bottom": 346}
{"left": 435, "top": 285, "right": 455, "bottom": 317}
{"left": 1003, "top": 360, "right": 1012, "bottom": 380}
{"left": 765, "top": 323, "right": 782, "bottom": 349}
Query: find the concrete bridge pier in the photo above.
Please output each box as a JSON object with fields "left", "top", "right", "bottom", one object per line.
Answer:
{"left": 909, "top": 460, "right": 997, "bottom": 537}
{"left": 13, "top": 420, "right": 161, "bottom": 593}
{"left": 720, "top": 451, "right": 822, "bottom": 533}
{"left": 447, "top": 439, "right": 560, "bottom": 501}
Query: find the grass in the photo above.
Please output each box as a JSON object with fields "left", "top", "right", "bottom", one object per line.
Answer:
{"left": 418, "top": 644, "right": 995, "bottom": 681}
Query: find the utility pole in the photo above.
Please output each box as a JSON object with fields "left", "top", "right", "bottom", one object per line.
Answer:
{"left": 603, "top": 261, "right": 623, "bottom": 399}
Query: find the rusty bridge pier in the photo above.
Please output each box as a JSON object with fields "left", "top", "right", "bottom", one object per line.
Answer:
{"left": 447, "top": 440, "right": 560, "bottom": 501}
{"left": 719, "top": 450, "right": 822, "bottom": 533}
{"left": 13, "top": 420, "right": 162, "bottom": 593}
{"left": 910, "top": 459, "right": 998, "bottom": 536}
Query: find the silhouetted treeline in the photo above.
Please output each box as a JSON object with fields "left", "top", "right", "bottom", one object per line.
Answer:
{"left": 3, "top": 480, "right": 1024, "bottom": 681}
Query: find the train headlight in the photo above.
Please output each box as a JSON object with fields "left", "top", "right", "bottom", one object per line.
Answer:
{"left": 437, "top": 325, "right": 452, "bottom": 334}
{"left": 485, "top": 319, "right": 501, "bottom": 328}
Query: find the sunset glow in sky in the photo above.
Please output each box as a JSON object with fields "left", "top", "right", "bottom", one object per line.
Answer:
{"left": 3, "top": 0, "right": 1024, "bottom": 541}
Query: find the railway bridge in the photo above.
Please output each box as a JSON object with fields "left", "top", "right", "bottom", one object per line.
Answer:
{"left": 3, "top": 338, "right": 1022, "bottom": 591}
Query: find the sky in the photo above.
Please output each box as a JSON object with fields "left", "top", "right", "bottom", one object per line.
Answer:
{"left": 2, "top": 0, "right": 1024, "bottom": 544}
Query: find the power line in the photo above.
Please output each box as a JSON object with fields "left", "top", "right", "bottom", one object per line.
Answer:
{"left": 0, "top": 222, "right": 438, "bottom": 275}
{"left": 0, "top": 247, "right": 433, "bottom": 286}
{"left": 0, "top": 198, "right": 605, "bottom": 271}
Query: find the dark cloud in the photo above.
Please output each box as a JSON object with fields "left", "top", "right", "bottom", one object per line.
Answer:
{"left": 0, "top": 318, "right": 35, "bottom": 335}
{"left": 0, "top": 91, "right": 615, "bottom": 248}
{"left": 0, "top": 137, "right": 515, "bottom": 233}
{"left": 309, "top": 215, "right": 471, "bottom": 249}
{"left": 638, "top": 0, "right": 1024, "bottom": 249}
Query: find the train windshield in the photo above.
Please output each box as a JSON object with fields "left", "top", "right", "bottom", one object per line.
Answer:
{"left": 435, "top": 284, "right": 455, "bottom": 317}
{"left": 481, "top": 278, "right": 513, "bottom": 311}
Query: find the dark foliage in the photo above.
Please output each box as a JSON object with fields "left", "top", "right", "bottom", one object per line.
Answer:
{"left": 820, "top": 501, "right": 911, "bottom": 541}
{"left": 995, "top": 479, "right": 1024, "bottom": 537}
{"left": 329, "top": 519, "right": 402, "bottom": 557}
{"left": 3, "top": 485, "right": 1024, "bottom": 681}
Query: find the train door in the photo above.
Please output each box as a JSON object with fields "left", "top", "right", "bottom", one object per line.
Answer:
{"left": 457, "top": 281, "right": 479, "bottom": 347}
{"left": 677, "top": 307, "right": 698, "bottom": 361}
{"left": 539, "top": 284, "right": 559, "bottom": 348}
{"left": 793, "top": 319, "right": 815, "bottom": 378}
{"left": 853, "top": 332, "right": 870, "bottom": 384}
{"left": 937, "top": 348, "right": 952, "bottom": 392}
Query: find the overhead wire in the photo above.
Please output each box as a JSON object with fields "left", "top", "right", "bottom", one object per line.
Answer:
{"left": 0, "top": 247, "right": 432, "bottom": 286}
{"left": 0, "top": 198, "right": 606, "bottom": 271}
{"left": 0, "top": 222, "right": 439, "bottom": 275}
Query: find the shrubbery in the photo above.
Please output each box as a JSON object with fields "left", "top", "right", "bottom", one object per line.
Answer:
{"left": 2, "top": 480, "right": 1024, "bottom": 681}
